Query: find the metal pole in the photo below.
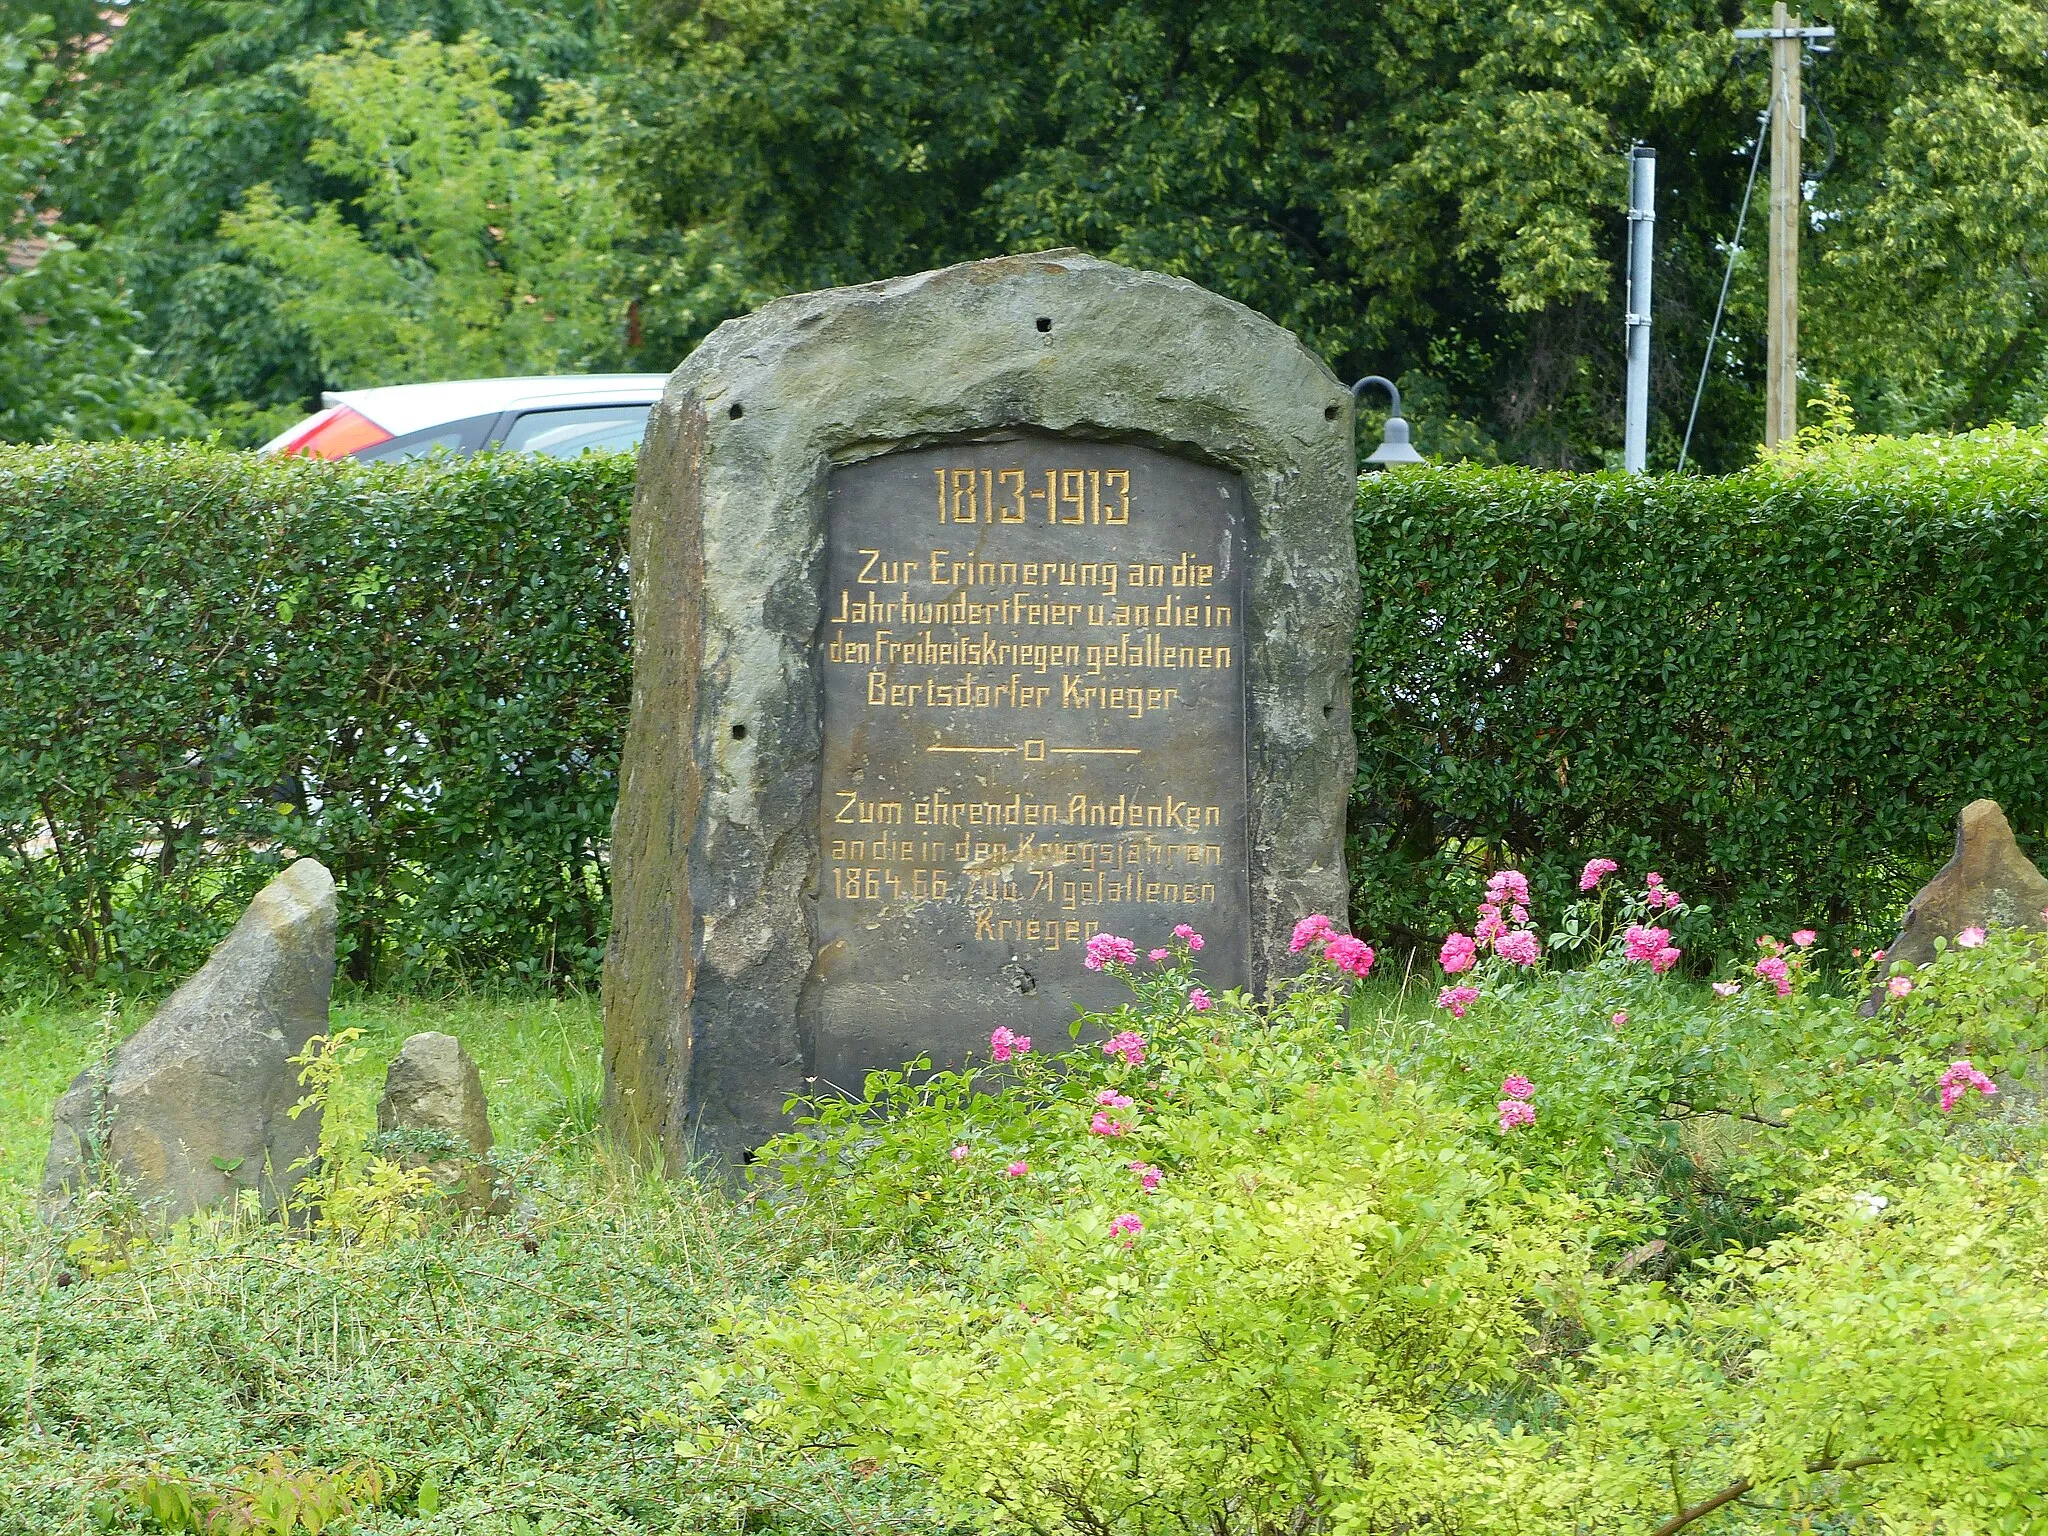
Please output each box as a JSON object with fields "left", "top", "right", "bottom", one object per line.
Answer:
{"left": 1623, "top": 145, "right": 1656, "bottom": 474}
{"left": 1765, "top": 1, "right": 1801, "bottom": 447}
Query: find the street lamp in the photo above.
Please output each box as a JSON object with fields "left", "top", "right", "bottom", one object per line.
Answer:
{"left": 1351, "top": 376, "right": 1425, "bottom": 467}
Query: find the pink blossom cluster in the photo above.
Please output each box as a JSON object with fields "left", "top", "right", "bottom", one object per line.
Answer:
{"left": 1325, "top": 934, "right": 1376, "bottom": 978}
{"left": 1173, "top": 923, "right": 1206, "bottom": 951}
{"left": 1188, "top": 987, "right": 1213, "bottom": 1012}
{"left": 1149, "top": 948, "right": 1170, "bottom": 962}
{"left": 1887, "top": 975, "right": 1914, "bottom": 999}
{"left": 1497, "top": 1073, "right": 1536, "bottom": 1133}
{"left": 1938, "top": 1058, "right": 1998, "bottom": 1112}
{"left": 1110, "top": 1212, "right": 1143, "bottom": 1243}
{"left": 1643, "top": 872, "right": 1683, "bottom": 912}
{"left": 1004, "top": 1160, "right": 1029, "bottom": 1178}
{"left": 1084, "top": 932, "right": 1139, "bottom": 971}
{"left": 1486, "top": 869, "right": 1531, "bottom": 914}
{"left": 1579, "top": 857, "right": 1618, "bottom": 892}
{"left": 1624, "top": 924, "right": 1682, "bottom": 973}
{"left": 1290, "top": 914, "right": 1336, "bottom": 952}
{"left": 1494, "top": 929, "right": 1541, "bottom": 967}
{"left": 1288, "top": 913, "right": 1375, "bottom": 978}
{"left": 1090, "top": 1087, "right": 1135, "bottom": 1138}
{"left": 1102, "top": 1030, "right": 1147, "bottom": 1067}
{"left": 1790, "top": 929, "right": 1817, "bottom": 948}
{"left": 989, "top": 1027, "right": 1032, "bottom": 1063}
{"left": 1754, "top": 955, "right": 1791, "bottom": 997}
{"left": 1127, "top": 1161, "right": 1163, "bottom": 1192}
{"left": 951, "top": 1144, "right": 969, "bottom": 1161}
{"left": 1436, "top": 985, "right": 1479, "bottom": 1018}
{"left": 1956, "top": 926, "right": 1987, "bottom": 949}
{"left": 1438, "top": 869, "right": 1541, "bottom": 979}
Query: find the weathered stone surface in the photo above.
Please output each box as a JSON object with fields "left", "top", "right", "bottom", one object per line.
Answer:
{"left": 42, "top": 859, "right": 336, "bottom": 1221}
{"left": 376, "top": 1031, "right": 502, "bottom": 1216}
{"left": 606, "top": 251, "right": 1356, "bottom": 1167}
{"left": 1865, "top": 799, "right": 2048, "bottom": 1013}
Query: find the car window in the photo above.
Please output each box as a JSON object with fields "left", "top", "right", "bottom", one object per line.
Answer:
{"left": 498, "top": 405, "right": 652, "bottom": 457}
{"left": 352, "top": 414, "right": 497, "bottom": 462}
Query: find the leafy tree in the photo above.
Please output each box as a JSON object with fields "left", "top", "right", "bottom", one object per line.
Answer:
{"left": 47, "top": 0, "right": 617, "bottom": 431}
{"left": 222, "top": 32, "right": 628, "bottom": 387}
{"left": 0, "top": 25, "right": 196, "bottom": 441}
{"left": 611, "top": 0, "right": 2048, "bottom": 468}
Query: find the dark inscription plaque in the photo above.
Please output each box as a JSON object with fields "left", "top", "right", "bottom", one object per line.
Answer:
{"left": 813, "top": 434, "right": 1249, "bottom": 1089}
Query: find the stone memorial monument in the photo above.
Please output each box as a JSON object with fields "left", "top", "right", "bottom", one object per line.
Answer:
{"left": 605, "top": 250, "right": 1357, "bottom": 1165}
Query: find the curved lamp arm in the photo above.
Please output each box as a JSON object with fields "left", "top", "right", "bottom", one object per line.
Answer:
{"left": 1351, "top": 375, "right": 1403, "bottom": 417}
{"left": 1349, "top": 375, "right": 1425, "bottom": 467}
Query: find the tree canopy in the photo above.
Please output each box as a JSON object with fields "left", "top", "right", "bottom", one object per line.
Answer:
{"left": 7, "top": 0, "right": 2048, "bottom": 463}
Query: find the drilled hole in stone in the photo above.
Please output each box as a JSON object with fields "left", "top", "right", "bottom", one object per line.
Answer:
{"left": 731, "top": 723, "right": 747, "bottom": 740}
{"left": 1324, "top": 404, "right": 1339, "bottom": 420}
{"left": 728, "top": 402, "right": 744, "bottom": 419}
{"left": 1324, "top": 704, "right": 1335, "bottom": 719}
{"left": 1035, "top": 317, "right": 1052, "bottom": 333}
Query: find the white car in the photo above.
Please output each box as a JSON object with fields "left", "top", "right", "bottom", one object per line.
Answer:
{"left": 260, "top": 374, "right": 671, "bottom": 461}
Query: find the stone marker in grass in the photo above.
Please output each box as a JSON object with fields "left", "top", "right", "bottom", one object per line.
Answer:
{"left": 605, "top": 251, "right": 1357, "bottom": 1166}
{"left": 42, "top": 858, "right": 335, "bottom": 1222}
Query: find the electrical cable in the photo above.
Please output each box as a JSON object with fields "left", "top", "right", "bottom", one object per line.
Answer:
{"left": 1677, "top": 103, "right": 1771, "bottom": 475}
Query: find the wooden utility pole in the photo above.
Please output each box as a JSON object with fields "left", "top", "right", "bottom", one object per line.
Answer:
{"left": 1738, "top": 7, "right": 1834, "bottom": 448}
{"left": 1766, "top": 2, "right": 1801, "bottom": 447}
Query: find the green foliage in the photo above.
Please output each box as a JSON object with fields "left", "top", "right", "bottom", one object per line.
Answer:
{"left": 609, "top": 0, "right": 2048, "bottom": 468}
{"left": 0, "top": 27, "right": 198, "bottom": 442}
{"left": 1351, "top": 426, "right": 2048, "bottom": 957}
{"left": 716, "top": 912, "right": 2048, "bottom": 1535}
{"left": 222, "top": 32, "right": 629, "bottom": 387}
{"left": 47, "top": 0, "right": 621, "bottom": 426}
{"left": 0, "top": 445, "right": 633, "bottom": 990}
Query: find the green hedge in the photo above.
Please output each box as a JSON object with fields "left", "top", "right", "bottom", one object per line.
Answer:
{"left": 6, "top": 430, "right": 2046, "bottom": 990}
{"left": 1351, "top": 427, "right": 2048, "bottom": 955}
{"left": 0, "top": 445, "right": 634, "bottom": 990}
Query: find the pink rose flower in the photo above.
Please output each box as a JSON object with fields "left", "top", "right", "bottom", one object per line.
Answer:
{"left": 1127, "top": 1161, "right": 1163, "bottom": 1192}
{"left": 1651, "top": 945, "right": 1682, "bottom": 974}
{"left": 1173, "top": 924, "right": 1204, "bottom": 951}
{"left": 1887, "top": 975, "right": 1912, "bottom": 999}
{"left": 1494, "top": 929, "right": 1541, "bottom": 967}
{"left": 1436, "top": 985, "right": 1479, "bottom": 1018}
{"left": 1290, "top": 914, "right": 1335, "bottom": 953}
{"left": 1754, "top": 955, "right": 1790, "bottom": 995}
{"left": 1110, "top": 1212, "right": 1143, "bottom": 1243}
{"left": 1325, "top": 934, "right": 1376, "bottom": 978}
{"left": 1102, "top": 1031, "right": 1147, "bottom": 1066}
{"left": 1611, "top": 1010, "right": 1628, "bottom": 1028}
{"left": 1439, "top": 932, "right": 1477, "bottom": 974}
{"left": 1580, "top": 857, "right": 1618, "bottom": 892}
{"left": 1712, "top": 980, "right": 1741, "bottom": 998}
{"left": 1485, "top": 870, "right": 1531, "bottom": 908}
{"left": 1004, "top": 1160, "right": 1029, "bottom": 1178}
{"left": 1790, "top": 929, "right": 1817, "bottom": 947}
{"left": 950, "top": 1144, "right": 969, "bottom": 1161}
{"left": 1624, "top": 924, "right": 1670, "bottom": 964}
{"left": 1474, "top": 904, "right": 1508, "bottom": 945}
{"left": 1500, "top": 1074, "right": 1534, "bottom": 1101}
{"left": 1645, "top": 872, "right": 1663, "bottom": 888}
{"left": 1956, "top": 926, "right": 1987, "bottom": 949}
{"left": 1096, "top": 1089, "right": 1134, "bottom": 1108}
{"left": 1187, "top": 987, "right": 1212, "bottom": 1012}
{"left": 1149, "top": 947, "right": 1171, "bottom": 962}
{"left": 1084, "top": 932, "right": 1138, "bottom": 971}
{"left": 989, "top": 1027, "right": 1032, "bottom": 1063}
{"left": 1938, "top": 1058, "right": 1997, "bottom": 1112}
{"left": 1497, "top": 1099, "right": 1536, "bottom": 1132}
{"left": 1089, "top": 1112, "right": 1130, "bottom": 1137}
